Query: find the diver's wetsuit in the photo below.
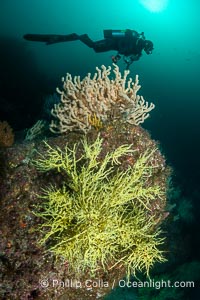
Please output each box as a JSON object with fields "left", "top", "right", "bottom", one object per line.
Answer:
{"left": 79, "top": 30, "right": 145, "bottom": 58}
{"left": 24, "top": 30, "right": 144, "bottom": 55}
{"left": 24, "top": 29, "right": 153, "bottom": 68}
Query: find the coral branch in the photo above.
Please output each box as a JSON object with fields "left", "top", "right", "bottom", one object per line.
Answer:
{"left": 50, "top": 64, "right": 155, "bottom": 133}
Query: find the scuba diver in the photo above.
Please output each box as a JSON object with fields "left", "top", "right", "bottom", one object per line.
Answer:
{"left": 23, "top": 29, "right": 154, "bottom": 69}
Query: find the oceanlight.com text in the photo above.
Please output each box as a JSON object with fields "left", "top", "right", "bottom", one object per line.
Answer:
{"left": 118, "top": 279, "right": 195, "bottom": 289}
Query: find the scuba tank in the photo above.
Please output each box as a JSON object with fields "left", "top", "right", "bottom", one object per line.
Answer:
{"left": 104, "top": 30, "right": 127, "bottom": 38}
{"left": 103, "top": 29, "right": 139, "bottom": 39}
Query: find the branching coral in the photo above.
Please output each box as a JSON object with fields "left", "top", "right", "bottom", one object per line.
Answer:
{"left": 33, "top": 135, "right": 166, "bottom": 278}
{"left": 50, "top": 64, "right": 155, "bottom": 133}
{"left": 25, "top": 119, "right": 46, "bottom": 141}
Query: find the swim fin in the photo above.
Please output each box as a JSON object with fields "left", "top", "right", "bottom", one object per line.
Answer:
{"left": 23, "top": 33, "right": 79, "bottom": 45}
